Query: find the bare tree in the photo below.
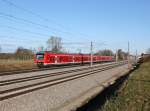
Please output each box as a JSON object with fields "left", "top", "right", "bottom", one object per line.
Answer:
{"left": 15, "top": 47, "right": 33, "bottom": 60}
{"left": 15, "top": 47, "right": 33, "bottom": 54}
{"left": 117, "top": 49, "right": 128, "bottom": 60}
{"left": 47, "top": 36, "right": 62, "bottom": 53}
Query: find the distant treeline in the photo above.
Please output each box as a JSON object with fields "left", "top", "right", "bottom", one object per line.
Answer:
{"left": 95, "top": 49, "right": 128, "bottom": 60}
{"left": 0, "top": 47, "right": 34, "bottom": 60}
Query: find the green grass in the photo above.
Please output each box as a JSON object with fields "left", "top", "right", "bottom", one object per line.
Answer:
{"left": 101, "top": 61, "right": 150, "bottom": 111}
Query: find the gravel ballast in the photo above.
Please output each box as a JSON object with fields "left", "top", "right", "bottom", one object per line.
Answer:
{"left": 0, "top": 64, "right": 129, "bottom": 111}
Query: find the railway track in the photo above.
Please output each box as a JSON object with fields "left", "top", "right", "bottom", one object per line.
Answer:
{"left": 0, "top": 61, "right": 114, "bottom": 76}
{"left": 0, "top": 62, "right": 120, "bottom": 85}
{"left": 0, "top": 61, "right": 127, "bottom": 101}
{"left": 0, "top": 64, "right": 89, "bottom": 76}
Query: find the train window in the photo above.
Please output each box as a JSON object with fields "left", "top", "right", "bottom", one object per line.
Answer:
{"left": 69, "top": 56, "right": 73, "bottom": 61}
{"left": 75, "top": 57, "right": 79, "bottom": 61}
{"left": 59, "top": 57, "right": 62, "bottom": 62}
{"left": 84, "top": 57, "right": 87, "bottom": 61}
{"left": 50, "top": 57, "right": 55, "bottom": 62}
{"left": 36, "top": 54, "right": 44, "bottom": 60}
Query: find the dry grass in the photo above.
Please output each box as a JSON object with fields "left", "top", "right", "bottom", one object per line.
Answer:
{"left": 101, "top": 60, "right": 150, "bottom": 111}
{"left": 0, "top": 59, "right": 35, "bottom": 72}
{"left": 143, "top": 55, "right": 150, "bottom": 62}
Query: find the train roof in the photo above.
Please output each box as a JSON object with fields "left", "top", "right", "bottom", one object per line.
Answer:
{"left": 36, "top": 51, "right": 114, "bottom": 57}
{"left": 36, "top": 51, "right": 45, "bottom": 55}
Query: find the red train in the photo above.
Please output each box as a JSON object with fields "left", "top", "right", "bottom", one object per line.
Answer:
{"left": 34, "top": 51, "right": 114, "bottom": 67}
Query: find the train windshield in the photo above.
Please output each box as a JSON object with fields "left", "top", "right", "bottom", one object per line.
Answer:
{"left": 36, "top": 54, "right": 44, "bottom": 60}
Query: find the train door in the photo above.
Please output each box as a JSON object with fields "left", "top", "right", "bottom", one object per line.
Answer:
{"left": 81, "top": 54, "right": 84, "bottom": 64}
{"left": 55, "top": 56, "right": 58, "bottom": 63}
{"left": 72, "top": 56, "right": 75, "bottom": 63}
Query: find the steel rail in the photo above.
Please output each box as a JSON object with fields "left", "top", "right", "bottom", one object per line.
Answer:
{"left": 0, "top": 62, "right": 125, "bottom": 86}
{"left": 0, "top": 62, "right": 106, "bottom": 76}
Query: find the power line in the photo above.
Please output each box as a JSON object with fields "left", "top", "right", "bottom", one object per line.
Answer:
{"left": 1, "top": 0, "right": 62, "bottom": 25}
{"left": 0, "top": 36, "right": 46, "bottom": 44}
{"left": 0, "top": 35, "right": 107, "bottom": 53}
{"left": 0, "top": 35, "right": 90, "bottom": 48}
{"left": 0, "top": 43, "right": 16, "bottom": 46}
{"left": 0, "top": 12, "right": 71, "bottom": 35}
{"left": 62, "top": 42, "right": 90, "bottom": 45}
{"left": 1, "top": 0, "right": 91, "bottom": 41}
{"left": 0, "top": 15, "right": 70, "bottom": 41}
{"left": 0, "top": 34, "right": 105, "bottom": 46}
{"left": 0, "top": 35, "right": 46, "bottom": 41}
{"left": 1, "top": 24, "right": 50, "bottom": 37}
{"left": 0, "top": 12, "right": 89, "bottom": 41}
{"left": 1, "top": 0, "right": 49, "bottom": 21}
{"left": 1, "top": 0, "right": 74, "bottom": 29}
{"left": 0, "top": 15, "right": 59, "bottom": 38}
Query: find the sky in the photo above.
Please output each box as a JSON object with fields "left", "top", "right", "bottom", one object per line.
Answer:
{"left": 0, "top": 0, "right": 150, "bottom": 54}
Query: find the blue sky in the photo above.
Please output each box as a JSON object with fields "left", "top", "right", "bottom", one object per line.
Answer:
{"left": 0, "top": 0, "right": 150, "bottom": 54}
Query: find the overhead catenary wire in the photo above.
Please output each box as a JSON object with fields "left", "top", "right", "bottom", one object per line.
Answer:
{"left": 1, "top": 0, "right": 92, "bottom": 41}
{"left": 0, "top": 34, "right": 106, "bottom": 48}
{"left": 1, "top": 25, "right": 51, "bottom": 37}
{"left": 0, "top": 12, "right": 89, "bottom": 42}
{"left": 0, "top": 12, "right": 65, "bottom": 39}
{"left": 0, "top": 34, "right": 106, "bottom": 52}
{"left": 0, "top": 35, "right": 94, "bottom": 46}
{"left": 0, "top": 35, "right": 47, "bottom": 41}
{"left": 0, "top": 0, "right": 110, "bottom": 53}
{"left": 0, "top": 18, "right": 69, "bottom": 42}
{"left": 0, "top": 12, "right": 67, "bottom": 34}
{"left": 1, "top": 0, "right": 63, "bottom": 27}
{"left": 0, "top": 12, "right": 84, "bottom": 38}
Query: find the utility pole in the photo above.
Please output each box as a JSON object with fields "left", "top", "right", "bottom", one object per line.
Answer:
{"left": 128, "top": 41, "right": 130, "bottom": 69}
{"left": 90, "top": 41, "right": 93, "bottom": 67}
{"left": 135, "top": 49, "right": 137, "bottom": 63}
{"left": 116, "top": 49, "right": 118, "bottom": 62}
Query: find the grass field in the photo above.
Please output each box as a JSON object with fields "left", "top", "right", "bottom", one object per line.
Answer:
{"left": 101, "top": 60, "right": 150, "bottom": 111}
{"left": 0, "top": 59, "right": 35, "bottom": 72}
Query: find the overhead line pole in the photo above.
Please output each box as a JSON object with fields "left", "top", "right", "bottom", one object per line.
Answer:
{"left": 1, "top": 0, "right": 91, "bottom": 41}
{"left": 135, "top": 49, "right": 137, "bottom": 63}
{"left": 90, "top": 41, "right": 93, "bottom": 67}
{"left": 116, "top": 49, "right": 118, "bottom": 62}
{"left": 128, "top": 41, "right": 130, "bottom": 69}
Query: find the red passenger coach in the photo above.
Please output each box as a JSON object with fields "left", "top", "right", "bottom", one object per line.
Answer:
{"left": 34, "top": 51, "right": 114, "bottom": 67}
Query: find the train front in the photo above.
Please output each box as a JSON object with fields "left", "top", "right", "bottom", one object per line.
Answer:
{"left": 34, "top": 51, "right": 45, "bottom": 67}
